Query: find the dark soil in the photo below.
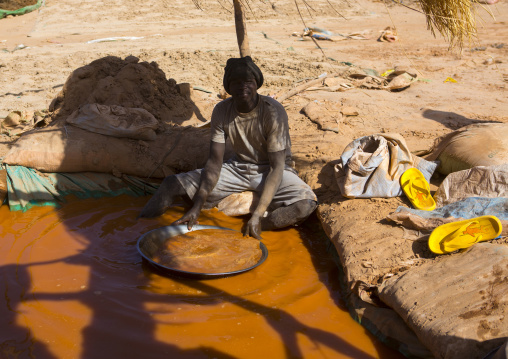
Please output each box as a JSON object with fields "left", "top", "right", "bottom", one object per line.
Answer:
{"left": 0, "top": 0, "right": 37, "bottom": 11}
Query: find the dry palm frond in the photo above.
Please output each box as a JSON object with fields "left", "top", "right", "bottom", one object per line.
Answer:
{"left": 420, "top": 0, "right": 481, "bottom": 49}
{"left": 392, "top": 0, "right": 487, "bottom": 49}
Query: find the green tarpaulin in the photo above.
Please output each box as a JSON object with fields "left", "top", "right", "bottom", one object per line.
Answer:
{"left": 0, "top": 0, "right": 44, "bottom": 19}
{"left": 3, "top": 164, "right": 159, "bottom": 212}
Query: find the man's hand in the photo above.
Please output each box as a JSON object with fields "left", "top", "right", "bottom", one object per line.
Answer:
{"left": 172, "top": 205, "right": 201, "bottom": 230}
{"left": 243, "top": 214, "right": 262, "bottom": 240}
{"left": 245, "top": 150, "right": 285, "bottom": 239}
{"left": 172, "top": 141, "right": 225, "bottom": 230}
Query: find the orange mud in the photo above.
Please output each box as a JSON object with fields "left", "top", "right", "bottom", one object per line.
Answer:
{"left": 0, "top": 195, "right": 402, "bottom": 359}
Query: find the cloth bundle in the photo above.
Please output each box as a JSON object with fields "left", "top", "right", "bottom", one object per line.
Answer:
{"left": 334, "top": 133, "right": 437, "bottom": 198}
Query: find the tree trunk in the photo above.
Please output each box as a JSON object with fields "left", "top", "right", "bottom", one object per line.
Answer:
{"left": 233, "top": 0, "right": 251, "bottom": 57}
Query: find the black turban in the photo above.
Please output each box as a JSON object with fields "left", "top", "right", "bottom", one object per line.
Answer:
{"left": 223, "top": 56, "right": 264, "bottom": 95}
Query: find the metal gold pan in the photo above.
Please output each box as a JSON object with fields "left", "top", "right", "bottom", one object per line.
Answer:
{"left": 137, "top": 225, "right": 268, "bottom": 279}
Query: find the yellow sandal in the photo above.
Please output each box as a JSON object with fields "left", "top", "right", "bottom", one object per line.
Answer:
{"left": 428, "top": 216, "right": 502, "bottom": 254}
{"left": 400, "top": 168, "right": 436, "bottom": 211}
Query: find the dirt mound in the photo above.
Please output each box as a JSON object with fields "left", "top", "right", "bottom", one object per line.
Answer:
{"left": 49, "top": 55, "right": 196, "bottom": 126}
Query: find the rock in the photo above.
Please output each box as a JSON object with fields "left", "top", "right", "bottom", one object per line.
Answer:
{"left": 341, "top": 106, "right": 359, "bottom": 116}
{"left": 3, "top": 111, "right": 22, "bottom": 127}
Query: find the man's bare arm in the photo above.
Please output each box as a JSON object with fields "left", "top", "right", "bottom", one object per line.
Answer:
{"left": 243, "top": 149, "right": 285, "bottom": 239}
{"left": 173, "top": 141, "right": 225, "bottom": 229}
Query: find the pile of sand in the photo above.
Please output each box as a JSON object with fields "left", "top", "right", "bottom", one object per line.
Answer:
{"left": 49, "top": 55, "right": 196, "bottom": 126}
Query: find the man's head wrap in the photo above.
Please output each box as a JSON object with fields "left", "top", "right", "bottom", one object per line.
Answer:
{"left": 223, "top": 56, "right": 264, "bottom": 95}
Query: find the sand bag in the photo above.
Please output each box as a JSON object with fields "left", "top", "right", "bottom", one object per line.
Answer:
{"left": 325, "top": 238, "right": 434, "bottom": 358}
{"left": 2, "top": 125, "right": 212, "bottom": 178}
{"left": 378, "top": 243, "right": 508, "bottom": 359}
{"left": 345, "top": 285, "right": 434, "bottom": 359}
{"left": 317, "top": 196, "right": 426, "bottom": 301}
{"left": 434, "top": 164, "right": 508, "bottom": 207}
{"left": 426, "top": 123, "right": 508, "bottom": 175}
{"left": 66, "top": 104, "right": 158, "bottom": 141}
{"left": 334, "top": 133, "right": 437, "bottom": 198}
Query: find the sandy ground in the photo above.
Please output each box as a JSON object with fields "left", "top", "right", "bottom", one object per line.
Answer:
{"left": 0, "top": 0, "right": 507, "bottom": 160}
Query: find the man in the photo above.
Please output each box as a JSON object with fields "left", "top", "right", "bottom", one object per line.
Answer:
{"left": 139, "top": 56, "right": 317, "bottom": 239}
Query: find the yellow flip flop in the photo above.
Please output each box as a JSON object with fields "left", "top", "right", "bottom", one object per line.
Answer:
{"left": 428, "top": 216, "right": 502, "bottom": 254}
{"left": 400, "top": 168, "right": 436, "bottom": 211}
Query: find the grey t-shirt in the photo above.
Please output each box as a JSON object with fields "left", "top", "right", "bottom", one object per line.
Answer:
{"left": 210, "top": 95, "right": 292, "bottom": 165}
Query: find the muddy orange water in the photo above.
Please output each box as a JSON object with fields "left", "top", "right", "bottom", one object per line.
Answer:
{"left": 0, "top": 195, "right": 402, "bottom": 359}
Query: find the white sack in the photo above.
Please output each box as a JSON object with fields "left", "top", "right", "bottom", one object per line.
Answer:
{"left": 334, "top": 133, "right": 437, "bottom": 198}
